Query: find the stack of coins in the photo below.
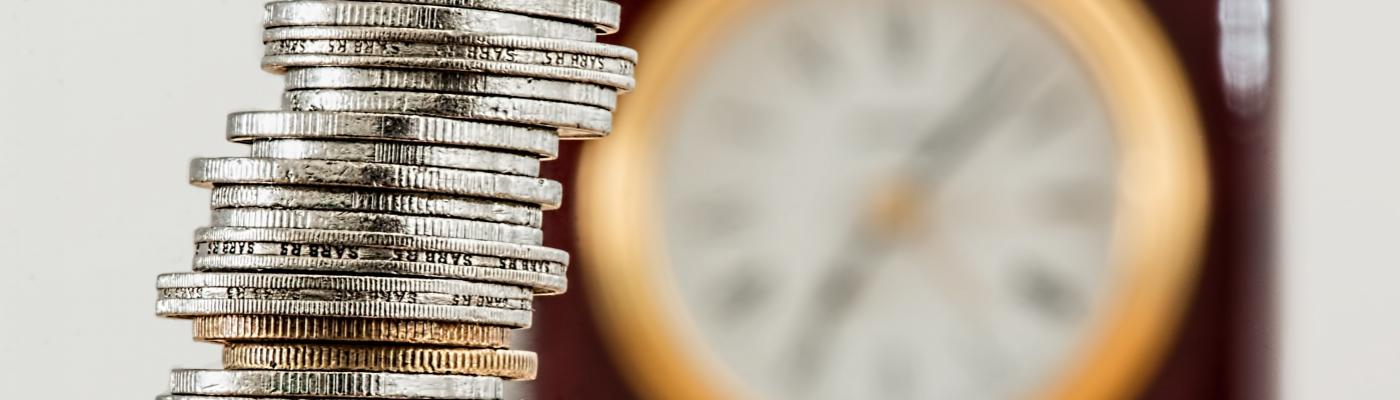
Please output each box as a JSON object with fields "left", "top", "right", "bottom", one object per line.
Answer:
{"left": 154, "top": 1, "right": 634, "bottom": 399}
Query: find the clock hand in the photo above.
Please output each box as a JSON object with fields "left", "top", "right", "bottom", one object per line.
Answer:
{"left": 783, "top": 224, "right": 896, "bottom": 388}
{"left": 781, "top": 55, "right": 1022, "bottom": 388}
{"left": 902, "top": 50, "right": 1015, "bottom": 185}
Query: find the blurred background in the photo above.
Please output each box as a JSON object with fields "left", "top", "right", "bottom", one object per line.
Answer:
{"left": 0, "top": 0, "right": 1389, "bottom": 398}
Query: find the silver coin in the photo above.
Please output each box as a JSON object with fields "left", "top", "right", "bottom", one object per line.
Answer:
{"left": 265, "top": 54, "right": 634, "bottom": 92}
{"left": 347, "top": 0, "right": 622, "bottom": 34}
{"left": 249, "top": 138, "right": 543, "bottom": 176}
{"left": 194, "top": 239, "right": 566, "bottom": 294}
{"left": 284, "top": 89, "right": 612, "bottom": 137}
{"left": 158, "top": 396, "right": 359, "bottom": 400}
{"left": 195, "top": 227, "right": 569, "bottom": 264}
{"left": 194, "top": 254, "right": 567, "bottom": 295}
{"left": 264, "top": 27, "right": 636, "bottom": 61}
{"left": 264, "top": 38, "right": 635, "bottom": 77}
{"left": 209, "top": 185, "right": 544, "bottom": 227}
{"left": 263, "top": 26, "right": 635, "bottom": 72}
{"left": 168, "top": 369, "right": 504, "bottom": 399}
{"left": 190, "top": 158, "right": 564, "bottom": 209}
{"left": 228, "top": 111, "right": 559, "bottom": 159}
{"left": 285, "top": 67, "right": 618, "bottom": 110}
{"left": 194, "top": 240, "right": 566, "bottom": 275}
{"left": 156, "top": 273, "right": 534, "bottom": 326}
{"left": 266, "top": 0, "right": 597, "bottom": 42}
{"left": 210, "top": 208, "right": 544, "bottom": 245}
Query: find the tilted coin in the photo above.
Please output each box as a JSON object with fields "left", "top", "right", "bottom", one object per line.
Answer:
{"left": 158, "top": 396, "right": 356, "bottom": 400}
{"left": 195, "top": 227, "right": 569, "bottom": 264}
{"left": 168, "top": 369, "right": 504, "bottom": 399}
{"left": 193, "top": 225, "right": 567, "bottom": 293}
{"left": 192, "top": 226, "right": 568, "bottom": 293}
{"left": 155, "top": 273, "right": 534, "bottom": 327}
{"left": 284, "top": 90, "right": 612, "bottom": 137}
{"left": 209, "top": 185, "right": 544, "bottom": 227}
{"left": 194, "top": 255, "right": 566, "bottom": 295}
{"left": 265, "top": 1, "right": 597, "bottom": 42}
{"left": 285, "top": 67, "right": 618, "bottom": 110}
{"left": 224, "top": 343, "right": 538, "bottom": 379}
{"left": 264, "top": 27, "right": 637, "bottom": 62}
{"left": 192, "top": 315, "right": 513, "bottom": 347}
{"left": 228, "top": 111, "right": 559, "bottom": 159}
{"left": 264, "top": 38, "right": 635, "bottom": 76}
{"left": 264, "top": 52, "right": 634, "bottom": 92}
{"left": 349, "top": 0, "right": 622, "bottom": 33}
{"left": 210, "top": 208, "right": 544, "bottom": 245}
{"left": 190, "top": 158, "right": 564, "bottom": 209}
{"left": 250, "top": 138, "right": 542, "bottom": 176}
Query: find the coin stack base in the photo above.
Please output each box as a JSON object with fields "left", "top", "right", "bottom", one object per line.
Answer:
{"left": 156, "top": 1, "right": 635, "bottom": 399}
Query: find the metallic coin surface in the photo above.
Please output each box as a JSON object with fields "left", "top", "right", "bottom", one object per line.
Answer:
{"left": 156, "top": 273, "right": 534, "bottom": 327}
{"left": 194, "top": 226, "right": 569, "bottom": 264}
{"left": 265, "top": 1, "right": 597, "bottom": 41}
{"left": 284, "top": 89, "right": 613, "bottom": 136}
{"left": 264, "top": 54, "right": 635, "bottom": 92}
{"left": 227, "top": 111, "right": 560, "bottom": 159}
{"left": 346, "top": 0, "right": 623, "bottom": 33}
{"left": 285, "top": 67, "right": 619, "bottom": 110}
{"left": 194, "top": 254, "right": 567, "bottom": 294}
{"left": 250, "top": 139, "right": 543, "bottom": 176}
{"left": 192, "top": 315, "right": 513, "bottom": 347}
{"left": 224, "top": 343, "right": 538, "bottom": 379}
{"left": 209, "top": 185, "right": 544, "bottom": 227}
{"left": 190, "top": 158, "right": 564, "bottom": 209}
{"left": 209, "top": 208, "right": 544, "bottom": 245}
{"left": 158, "top": 396, "right": 357, "bottom": 400}
{"left": 156, "top": 0, "right": 638, "bottom": 396}
{"left": 168, "top": 369, "right": 505, "bottom": 399}
{"left": 209, "top": 207, "right": 543, "bottom": 245}
{"left": 264, "top": 27, "right": 637, "bottom": 61}
{"left": 265, "top": 39, "right": 636, "bottom": 76}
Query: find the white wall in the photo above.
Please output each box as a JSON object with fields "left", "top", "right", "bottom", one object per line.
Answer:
{"left": 0, "top": 0, "right": 276, "bottom": 396}
{"left": 1279, "top": 1, "right": 1400, "bottom": 399}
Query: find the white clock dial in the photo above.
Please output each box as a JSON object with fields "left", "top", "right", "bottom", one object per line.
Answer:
{"left": 656, "top": 0, "right": 1121, "bottom": 398}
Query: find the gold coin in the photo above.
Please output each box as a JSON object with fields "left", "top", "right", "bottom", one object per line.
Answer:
{"left": 223, "top": 343, "right": 537, "bottom": 380}
{"left": 193, "top": 315, "right": 511, "bottom": 348}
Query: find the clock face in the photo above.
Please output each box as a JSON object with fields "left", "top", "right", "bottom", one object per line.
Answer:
{"left": 656, "top": 0, "right": 1119, "bottom": 398}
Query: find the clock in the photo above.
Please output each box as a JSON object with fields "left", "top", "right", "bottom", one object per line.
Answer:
{"left": 575, "top": 0, "right": 1211, "bottom": 398}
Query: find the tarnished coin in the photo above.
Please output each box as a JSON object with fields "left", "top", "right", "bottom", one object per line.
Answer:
{"left": 265, "top": 1, "right": 597, "bottom": 41}
{"left": 350, "top": 0, "right": 623, "bottom": 33}
{"left": 285, "top": 67, "right": 618, "bottom": 110}
{"left": 190, "top": 158, "right": 564, "bottom": 209}
{"left": 155, "top": 273, "right": 534, "bottom": 327}
{"left": 250, "top": 139, "right": 543, "bottom": 176}
{"left": 284, "top": 89, "right": 612, "bottom": 137}
{"left": 225, "top": 343, "right": 538, "bottom": 379}
{"left": 210, "top": 208, "right": 544, "bottom": 245}
{"left": 227, "top": 111, "right": 560, "bottom": 159}
{"left": 168, "top": 369, "right": 504, "bottom": 399}
{"left": 209, "top": 185, "right": 544, "bottom": 227}
{"left": 192, "top": 315, "right": 513, "bottom": 347}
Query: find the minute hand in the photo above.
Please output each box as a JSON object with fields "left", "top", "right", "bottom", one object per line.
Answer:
{"left": 902, "top": 53, "right": 1019, "bottom": 185}
{"left": 781, "top": 55, "right": 1020, "bottom": 386}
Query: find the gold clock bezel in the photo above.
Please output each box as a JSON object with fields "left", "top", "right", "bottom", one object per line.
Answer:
{"left": 577, "top": 0, "right": 1210, "bottom": 398}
